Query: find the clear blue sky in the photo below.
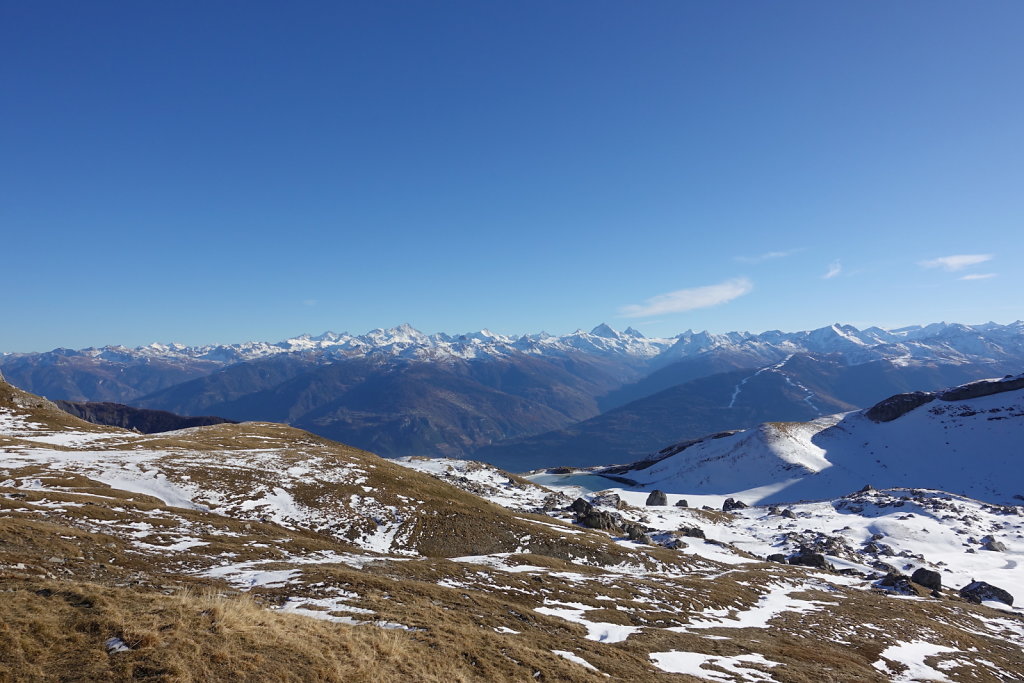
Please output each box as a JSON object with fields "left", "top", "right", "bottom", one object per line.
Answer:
{"left": 3, "top": 1, "right": 1022, "bottom": 351}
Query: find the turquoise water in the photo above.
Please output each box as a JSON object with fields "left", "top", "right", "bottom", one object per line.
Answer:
{"left": 526, "top": 472, "right": 624, "bottom": 492}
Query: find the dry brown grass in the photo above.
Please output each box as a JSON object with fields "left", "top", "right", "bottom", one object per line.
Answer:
{"left": 0, "top": 579, "right": 479, "bottom": 683}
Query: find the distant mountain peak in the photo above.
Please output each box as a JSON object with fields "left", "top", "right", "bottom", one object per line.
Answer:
{"left": 590, "top": 323, "right": 620, "bottom": 339}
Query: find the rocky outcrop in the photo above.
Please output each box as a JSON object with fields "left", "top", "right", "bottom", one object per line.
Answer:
{"left": 864, "top": 374, "right": 1024, "bottom": 424}
{"left": 56, "top": 400, "right": 235, "bottom": 433}
{"left": 959, "top": 581, "right": 1014, "bottom": 606}
{"left": 865, "top": 391, "right": 936, "bottom": 423}
{"left": 939, "top": 374, "right": 1024, "bottom": 402}
{"left": 567, "top": 498, "right": 650, "bottom": 543}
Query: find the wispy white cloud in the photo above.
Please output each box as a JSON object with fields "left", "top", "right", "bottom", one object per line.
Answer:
{"left": 735, "top": 249, "right": 798, "bottom": 264}
{"left": 959, "top": 273, "right": 997, "bottom": 281}
{"left": 919, "top": 254, "right": 993, "bottom": 272}
{"left": 620, "top": 278, "right": 753, "bottom": 318}
{"left": 823, "top": 261, "right": 842, "bottom": 279}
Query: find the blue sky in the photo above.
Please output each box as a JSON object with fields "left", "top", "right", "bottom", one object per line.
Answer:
{"left": 2, "top": 1, "right": 1022, "bottom": 351}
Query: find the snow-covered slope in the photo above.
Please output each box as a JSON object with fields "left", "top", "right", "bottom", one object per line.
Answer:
{"left": 619, "top": 374, "right": 1024, "bottom": 505}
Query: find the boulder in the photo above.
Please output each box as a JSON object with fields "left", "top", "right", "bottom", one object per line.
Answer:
{"left": 722, "top": 498, "right": 748, "bottom": 512}
{"left": 678, "top": 526, "right": 705, "bottom": 539}
{"left": 877, "top": 573, "right": 916, "bottom": 595}
{"left": 645, "top": 490, "right": 668, "bottom": 506}
{"left": 576, "top": 509, "right": 620, "bottom": 533}
{"left": 788, "top": 548, "right": 829, "bottom": 570}
{"left": 911, "top": 568, "right": 942, "bottom": 591}
{"left": 674, "top": 499, "right": 689, "bottom": 508}
{"left": 767, "top": 553, "right": 787, "bottom": 563}
{"left": 569, "top": 498, "right": 593, "bottom": 515}
{"left": 959, "top": 581, "right": 1014, "bottom": 606}
{"left": 983, "top": 539, "right": 1007, "bottom": 552}
{"left": 781, "top": 509, "right": 797, "bottom": 519}
{"left": 624, "top": 522, "right": 651, "bottom": 544}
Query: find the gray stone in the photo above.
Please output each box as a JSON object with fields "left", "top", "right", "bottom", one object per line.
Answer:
{"left": 959, "top": 581, "right": 1014, "bottom": 606}
{"left": 645, "top": 490, "right": 668, "bottom": 506}
{"left": 911, "top": 568, "right": 942, "bottom": 591}
{"left": 722, "top": 498, "right": 749, "bottom": 512}
{"left": 788, "top": 548, "right": 828, "bottom": 570}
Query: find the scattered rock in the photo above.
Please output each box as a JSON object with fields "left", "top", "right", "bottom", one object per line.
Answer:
{"left": 911, "top": 568, "right": 942, "bottom": 591}
{"left": 624, "top": 523, "right": 651, "bottom": 544}
{"left": 983, "top": 539, "right": 1007, "bottom": 552}
{"left": 541, "top": 493, "right": 571, "bottom": 511}
{"left": 674, "top": 499, "right": 689, "bottom": 508}
{"left": 781, "top": 509, "right": 797, "bottom": 519}
{"left": 959, "top": 581, "right": 1014, "bottom": 606}
{"left": 788, "top": 548, "right": 829, "bottom": 570}
{"left": 722, "top": 498, "right": 748, "bottom": 512}
{"left": 591, "top": 492, "right": 623, "bottom": 509}
{"left": 677, "top": 526, "right": 705, "bottom": 539}
{"left": 877, "top": 573, "right": 916, "bottom": 595}
{"left": 569, "top": 498, "right": 592, "bottom": 515}
{"left": 645, "top": 490, "right": 668, "bottom": 506}
{"left": 767, "top": 553, "right": 787, "bottom": 563}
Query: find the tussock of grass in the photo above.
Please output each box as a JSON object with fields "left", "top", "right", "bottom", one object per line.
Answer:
{"left": 0, "top": 579, "right": 474, "bottom": 683}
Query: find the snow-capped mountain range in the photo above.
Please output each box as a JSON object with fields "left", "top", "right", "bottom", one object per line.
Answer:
{"left": 6, "top": 320, "right": 1024, "bottom": 366}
